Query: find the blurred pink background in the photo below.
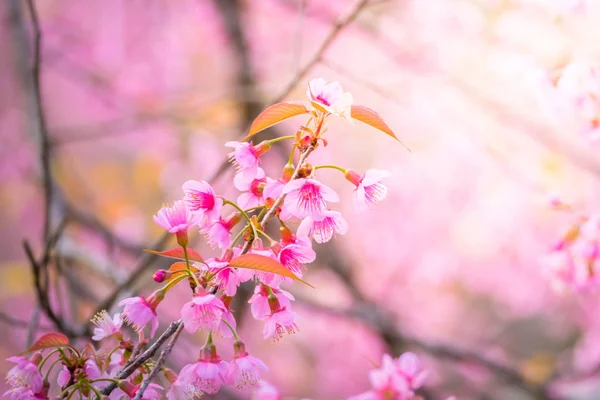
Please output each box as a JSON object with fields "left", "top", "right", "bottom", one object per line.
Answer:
{"left": 3, "top": 0, "right": 600, "bottom": 398}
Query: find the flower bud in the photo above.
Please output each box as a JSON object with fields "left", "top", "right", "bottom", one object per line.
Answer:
{"left": 282, "top": 163, "right": 295, "bottom": 182}
{"left": 153, "top": 269, "right": 170, "bottom": 283}
{"left": 163, "top": 368, "right": 178, "bottom": 384}
{"left": 344, "top": 169, "right": 362, "bottom": 186}
{"left": 29, "top": 352, "right": 43, "bottom": 366}
{"left": 118, "top": 381, "right": 136, "bottom": 397}
{"left": 233, "top": 340, "right": 248, "bottom": 358}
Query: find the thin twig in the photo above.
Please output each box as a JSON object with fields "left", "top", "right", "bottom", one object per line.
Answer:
{"left": 99, "top": 319, "right": 184, "bottom": 396}
{"left": 134, "top": 322, "right": 185, "bottom": 400}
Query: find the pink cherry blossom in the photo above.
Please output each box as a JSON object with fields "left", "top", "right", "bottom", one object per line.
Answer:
{"left": 206, "top": 258, "right": 240, "bottom": 296}
{"left": 226, "top": 343, "right": 268, "bottom": 389}
{"left": 181, "top": 294, "right": 226, "bottom": 333}
{"left": 166, "top": 380, "right": 203, "bottom": 400}
{"left": 234, "top": 168, "right": 266, "bottom": 209}
{"left": 249, "top": 284, "right": 294, "bottom": 320}
{"left": 57, "top": 359, "right": 101, "bottom": 387}
{"left": 349, "top": 353, "right": 428, "bottom": 400}
{"left": 215, "top": 308, "right": 237, "bottom": 338}
{"left": 252, "top": 380, "right": 280, "bottom": 400}
{"left": 302, "top": 210, "right": 349, "bottom": 243}
{"left": 346, "top": 169, "right": 391, "bottom": 213}
{"left": 282, "top": 178, "right": 339, "bottom": 219}
{"left": 91, "top": 310, "right": 123, "bottom": 341}
{"left": 178, "top": 357, "right": 229, "bottom": 395}
{"left": 153, "top": 200, "right": 195, "bottom": 233}
{"left": 263, "top": 308, "right": 299, "bottom": 341}
{"left": 118, "top": 295, "right": 161, "bottom": 337}
{"left": 307, "top": 78, "right": 353, "bottom": 119}
{"left": 263, "top": 177, "right": 285, "bottom": 201}
{"left": 5, "top": 356, "right": 43, "bottom": 394}
{"left": 277, "top": 241, "right": 316, "bottom": 276}
{"left": 182, "top": 180, "right": 223, "bottom": 225}
{"left": 226, "top": 141, "right": 264, "bottom": 181}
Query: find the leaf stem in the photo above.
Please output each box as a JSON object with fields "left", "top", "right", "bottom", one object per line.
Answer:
{"left": 223, "top": 200, "right": 258, "bottom": 246}
{"left": 267, "top": 135, "right": 296, "bottom": 145}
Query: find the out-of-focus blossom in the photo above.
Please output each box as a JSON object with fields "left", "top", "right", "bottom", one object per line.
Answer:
{"left": 226, "top": 341, "right": 268, "bottom": 389}
{"left": 5, "top": 356, "right": 43, "bottom": 394}
{"left": 56, "top": 360, "right": 101, "bottom": 387}
{"left": 348, "top": 353, "right": 428, "bottom": 400}
{"left": 166, "top": 380, "right": 202, "bottom": 400}
{"left": 307, "top": 78, "right": 353, "bottom": 119}
{"left": 345, "top": 169, "right": 391, "bottom": 213}
{"left": 542, "top": 214, "right": 600, "bottom": 291}
{"left": 181, "top": 294, "right": 227, "bottom": 333}
{"left": 119, "top": 381, "right": 163, "bottom": 400}
{"left": 182, "top": 180, "right": 223, "bottom": 225}
{"left": 153, "top": 200, "right": 195, "bottom": 233}
{"left": 216, "top": 307, "right": 237, "bottom": 338}
{"left": 91, "top": 311, "right": 123, "bottom": 341}
{"left": 252, "top": 380, "right": 280, "bottom": 400}
{"left": 119, "top": 292, "right": 163, "bottom": 337}
{"left": 282, "top": 178, "right": 339, "bottom": 219}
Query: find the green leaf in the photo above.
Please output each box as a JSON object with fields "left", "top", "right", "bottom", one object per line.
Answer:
{"left": 351, "top": 105, "right": 409, "bottom": 150}
{"left": 23, "top": 333, "right": 69, "bottom": 354}
{"left": 243, "top": 102, "right": 309, "bottom": 141}
{"left": 145, "top": 248, "right": 204, "bottom": 263}
{"left": 229, "top": 254, "right": 314, "bottom": 288}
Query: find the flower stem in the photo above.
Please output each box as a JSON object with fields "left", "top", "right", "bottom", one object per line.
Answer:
{"left": 43, "top": 357, "right": 62, "bottom": 381}
{"left": 268, "top": 135, "right": 296, "bottom": 145}
{"left": 162, "top": 273, "right": 191, "bottom": 292}
{"left": 257, "top": 229, "right": 276, "bottom": 244}
{"left": 314, "top": 164, "right": 347, "bottom": 174}
{"left": 85, "top": 381, "right": 104, "bottom": 398}
{"left": 220, "top": 318, "right": 240, "bottom": 341}
{"left": 182, "top": 245, "right": 201, "bottom": 289}
{"left": 223, "top": 199, "right": 258, "bottom": 246}
{"left": 90, "top": 377, "right": 122, "bottom": 385}
{"left": 38, "top": 348, "right": 61, "bottom": 370}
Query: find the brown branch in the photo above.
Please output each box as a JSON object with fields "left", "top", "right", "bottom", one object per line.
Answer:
{"left": 134, "top": 322, "right": 185, "bottom": 400}
{"left": 99, "top": 319, "right": 184, "bottom": 396}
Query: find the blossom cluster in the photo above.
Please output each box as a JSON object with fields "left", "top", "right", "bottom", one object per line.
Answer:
{"left": 3, "top": 79, "right": 413, "bottom": 399}
{"left": 535, "top": 60, "right": 600, "bottom": 142}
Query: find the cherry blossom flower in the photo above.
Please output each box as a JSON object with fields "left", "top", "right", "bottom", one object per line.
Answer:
{"left": 166, "top": 380, "right": 203, "bottom": 400}
{"left": 153, "top": 200, "right": 195, "bottom": 234}
{"left": 119, "top": 381, "right": 163, "bottom": 400}
{"left": 349, "top": 353, "right": 428, "bottom": 400}
{"left": 205, "top": 213, "right": 240, "bottom": 249}
{"left": 57, "top": 359, "right": 101, "bottom": 387}
{"left": 276, "top": 241, "right": 316, "bottom": 276}
{"left": 307, "top": 78, "right": 353, "bottom": 120}
{"left": 215, "top": 307, "right": 237, "bottom": 339}
{"left": 263, "top": 308, "right": 299, "bottom": 341}
{"left": 119, "top": 292, "right": 163, "bottom": 337}
{"left": 249, "top": 284, "right": 294, "bottom": 320}
{"left": 181, "top": 294, "right": 227, "bottom": 333}
{"left": 281, "top": 178, "right": 339, "bottom": 219}
{"left": 252, "top": 380, "right": 280, "bottom": 400}
{"left": 226, "top": 341, "right": 268, "bottom": 389}
{"left": 263, "top": 177, "right": 285, "bottom": 201}
{"left": 234, "top": 168, "right": 266, "bottom": 209}
{"left": 91, "top": 310, "right": 123, "bottom": 341}
{"left": 5, "top": 356, "right": 43, "bottom": 394}
{"left": 226, "top": 141, "right": 269, "bottom": 182}
{"left": 206, "top": 257, "right": 240, "bottom": 296}
{"left": 178, "top": 344, "right": 229, "bottom": 394}
{"left": 182, "top": 180, "right": 223, "bottom": 225}
{"left": 302, "top": 210, "right": 349, "bottom": 243}
{"left": 345, "top": 169, "right": 391, "bottom": 213}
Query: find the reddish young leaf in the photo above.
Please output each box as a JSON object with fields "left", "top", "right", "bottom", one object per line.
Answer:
{"left": 243, "top": 102, "right": 309, "bottom": 141}
{"left": 229, "top": 254, "right": 314, "bottom": 288}
{"left": 23, "top": 333, "right": 69, "bottom": 354}
{"left": 145, "top": 248, "right": 204, "bottom": 263}
{"left": 351, "top": 105, "right": 409, "bottom": 150}
{"left": 165, "top": 261, "right": 199, "bottom": 284}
